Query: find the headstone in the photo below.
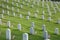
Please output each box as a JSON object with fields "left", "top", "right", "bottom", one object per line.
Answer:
{"left": 20, "top": 4, "right": 23, "bottom": 9}
{"left": 30, "top": 27, "right": 34, "bottom": 34}
{"left": 44, "top": 39, "right": 50, "bottom": 40}
{"left": 31, "top": 4, "right": 34, "bottom": 8}
{"left": 7, "top": 11, "right": 9, "bottom": 15}
{"left": 54, "top": 28, "right": 59, "bottom": 35}
{"left": 57, "top": 19, "right": 60, "bottom": 24}
{"left": 22, "top": 1, "right": 25, "bottom": 5}
{"left": 4, "top": 0, "right": 6, "bottom": 2}
{"left": 7, "top": 5, "right": 9, "bottom": 9}
{"left": 33, "top": 1, "right": 35, "bottom": 5}
{"left": 43, "top": 31, "right": 49, "bottom": 39}
{"left": 48, "top": 13, "right": 51, "bottom": 16}
{"left": 27, "top": 11, "right": 30, "bottom": 16}
{"left": 48, "top": 17, "right": 51, "bottom": 21}
{"left": 41, "top": 15, "right": 45, "bottom": 20}
{"left": 7, "top": 21, "right": 11, "bottom": 28}
{"left": 34, "top": 13, "right": 37, "bottom": 18}
{"left": 50, "top": 1, "right": 53, "bottom": 8}
{"left": 0, "top": 14, "right": 4, "bottom": 19}
{"left": 12, "top": 7, "right": 14, "bottom": 11}
{"left": 26, "top": 3, "right": 29, "bottom": 6}
{"left": 42, "top": 11, "right": 45, "bottom": 15}
{"left": 0, "top": 19, "right": 2, "bottom": 25}
{"left": 27, "top": 0, "right": 30, "bottom": 3}
{"left": 13, "top": 12, "right": 16, "bottom": 17}
{"left": 12, "top": 2, "right": 14, "bottom": 5}
{"left": 42, "top": 1, "right": 44, "bottom": 8}
{"left": 6, "top": 28, "right": 11, "bottom": 40}
{"left": 26, "top": 16, "right": 29, "bottom": 20}
{"left": 2, "top": 9, "right": 4, "bottom": 14}
{"left": 31, "top": 22, "right": 35, "bottom": 27}
{"left": 17, "top": 8, "right": 19, "bottom": 12}
{"left": 36, "top": 9, "right": 39, "bottom": 13}
{"left": 18, "top": 0, "right": 20, "bottom": 2}
{"left": 14, "top": 0, "right": 16, "bottom": 2}
{"left": 18, "top": 24, "right": 21, "bottom": 31}
{"left": 23, "top": 33, "right": 28, "bottom": 40}
{"left": 20, "top": 14, "right": 23, "bottom": 18}
{"left": 54, "top": 8, "right": 56, "bottom": 14}
{"left": 42, "top": 24, "right": 46, "bottom": 31}
{"left": 2, "top": 3, "right": 4, "bottom": 8}
{"left": 16, "top": 3, "right": 18, "bottom": 7}
{"left": 6, "top": 0, "right": 9, "bottom": 3}
{"left": 37, "top": 2, "right": 39, "bottom": 6}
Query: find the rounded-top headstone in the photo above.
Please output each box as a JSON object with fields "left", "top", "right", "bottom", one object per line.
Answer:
{"left": 18, "top": 24, "right": 21, "bottom": 31}
{"left": 48, "top": 17, "right": 51, "bottom": 22}
{"left": 30, "top": 27, "right": 34, "bottom": 35}
{"left": 43, "top": 31, "right": 49, "bottom": 39}
{"left": 31, "top": 22, "right": 35, "bottom": 27}
{"left": 27, "top": 11, "right": 30, "bottom": 16}
{"left": 0, "top": 14, "right": 4, "bottom": 19}
{"left": 42, "top": 24, "right": 46, "bottom": 31}
{"left": 7, "top": 21, "right": 11, "bottom": 28}
{"left": 26, "top": 16, "right": 29, "bottom": 20}
{"left": 13, "top": 12, "right": 16, "bottom": 17}
{"left": 23, "top": 33, "right": 28, "bottom": 40}
{"left": 34, "top": 13, "right": 38, "bottom": 18}
{"left": 20, "top": 14, "right": 23, "bottom": 18}
{"left": 41, "top": 15, "right": 45, "bottom": 20}
{"left": 54, "top": 28, "right": 59, "bottom": 35}
{"left": 6, "top": 28, "right": 11, "bottom": 40}
{"left": 0, "top": 19, "right": 2, "bottom": 25}
{"left": 56, "top": 19, "right": 60, "bottom": 24}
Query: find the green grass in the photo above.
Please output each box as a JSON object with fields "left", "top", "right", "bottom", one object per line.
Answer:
{"left": 0, "top": 0, "right": 60, "bottom": 40}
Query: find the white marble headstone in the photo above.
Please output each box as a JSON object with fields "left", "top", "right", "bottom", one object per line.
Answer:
{"left": 20, "top": 4, "right": 23, "bottom": 9}
{"left": 30, "top": 27, "right": 34, "bottom": 35}
{"left": 7, "top": 5, "right": 9, "bottom": 9}
{"left": 6, "top": 28, "right": 11, "bottom": 40}
{"left": 20, "top": 14, "right": 23, "bottom": 18}
{"left": 7, "top": 11, "right": 9, "bottom": 15}
{"left": 18, "top": 24, "right": 21, "bottom": 31}
{"left": 12, "top": 2, "right": 14, "bottom": 5}
{"left": 23, "top": 33, "right": 28, "bottom": 40}
{"left": 22, "top": 1, "right": 25, "bottom": 5}
{"left": 41, "top": 15, "right": 45, "bottom": 20}
{"left": 42, "top": 24, "right": 46, "bottom": 31}
{"left": 0, "top": 19, "right": 2, "bottom": 25}
{"left": 18, "top": 0, "right": 20, "bottom": 2}
{"left": 42, "top": 11, "right": 45, "bottom": 15}
{"left": 54, "top": 28, "right": 59, "bottom": 35}
{"left": 27, "top": 11, "right": 30, "bottom": 16}
{"left": 16, "top": 3, "right": 18, "bottom": 7}
{"left": 31, "top": 4, "right": 34, "bottom": 8}
{"left": 54, "top": 8, "right": 56, "bottom": 14}
{"left": 36, "top": 9, "right": 39, "bottom": 13}
{"left": 13, "top": 12, "right": 16, "bottom": 17}
{"left": 1, "top": 14, "right": 4, "bottom": 19}
{"left": 48, "top": 17, "right": 51, "bottom": 21}
{"left": 7, "top": 21, "right": 11, "bottom": 28}
{"left": 26, "top": 16, "right": 29, "bottom": 20}
{"left": 34, "top": 13, "right": 37, "bottom": 18}
{"left": 31, "top": 22, "right": 35, "bottom": 27}
{"left": 27, "top": 0, "right": 30, "bottom": 3}
{"left": 43, "top": 31, "right": 48, "bottom": 39}
{"left": 12, "top": 7, "right": 14, "bottom": 11}
{"left": 57, "top": 19, "right": 60, "bottom": 24}
{"left": 2, "top": 9, "right": 4, "bottom": 14}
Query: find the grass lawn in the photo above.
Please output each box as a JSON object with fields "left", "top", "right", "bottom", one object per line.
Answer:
{"left": 0, "top": 0, "right": 60, "bottom": 40}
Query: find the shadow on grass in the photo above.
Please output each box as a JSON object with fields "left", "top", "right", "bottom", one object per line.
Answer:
{"left": 28, "top": 33, "right": 44, "bottom": 40}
